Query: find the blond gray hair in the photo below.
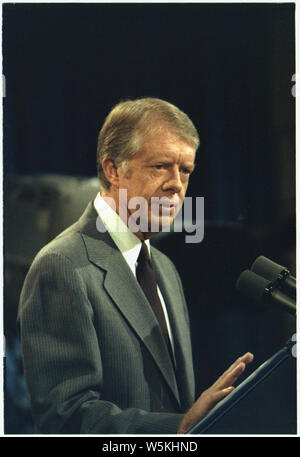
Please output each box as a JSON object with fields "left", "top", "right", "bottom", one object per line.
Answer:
{"left": 96, "top": 97, "right": 200, "bottom": 189}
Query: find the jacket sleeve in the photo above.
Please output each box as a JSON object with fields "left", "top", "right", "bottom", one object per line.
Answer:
{"left": 18, "top": 252, "right": 183, "bottom": 434}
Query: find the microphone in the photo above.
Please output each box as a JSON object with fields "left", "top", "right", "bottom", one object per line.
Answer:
{"left": 251, "top": 256, "right": 296, "bottom": 299}
{"left": 236, "top": 269, "right": 296, "bottom": 315}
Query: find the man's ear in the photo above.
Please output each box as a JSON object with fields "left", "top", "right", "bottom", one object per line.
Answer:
{"left": 101, "top": 158, "right": 121, "bottom": 187}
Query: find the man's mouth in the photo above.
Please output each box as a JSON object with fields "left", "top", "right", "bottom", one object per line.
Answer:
{"left": 150, "top": 196, "right": 182, "bottom": 216}
{"left": 152, "top": 196, "right": 181, "bottom": 207}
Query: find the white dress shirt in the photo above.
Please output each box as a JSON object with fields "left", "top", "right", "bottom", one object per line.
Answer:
{"left": 93, "top": 192, "right": 174, "bottom": 353}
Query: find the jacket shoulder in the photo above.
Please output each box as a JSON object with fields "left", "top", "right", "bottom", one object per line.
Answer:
{"left": 31, "top": 222, "right": 86, "bottom": 267}
{"left": 31, "top": 201, "right": 100, "bottom": 265}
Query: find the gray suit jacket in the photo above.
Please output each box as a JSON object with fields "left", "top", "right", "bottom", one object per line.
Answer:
{"left": 18, "top": 202, "right": 195, "bottom": 434}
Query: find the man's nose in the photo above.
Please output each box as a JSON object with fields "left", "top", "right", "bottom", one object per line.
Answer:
{"left": 163, "top": 168, "right": 183, "bottom": 194}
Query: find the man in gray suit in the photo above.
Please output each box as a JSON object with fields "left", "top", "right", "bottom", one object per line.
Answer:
{"left": 18, "top": 98, "right": 253, "bottom": 434}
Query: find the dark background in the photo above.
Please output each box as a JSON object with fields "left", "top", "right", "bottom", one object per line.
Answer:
{"left": 2, "top": 3, "right": 296, "bottom": 434}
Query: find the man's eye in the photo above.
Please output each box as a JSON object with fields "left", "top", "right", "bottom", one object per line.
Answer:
{"left": 154, "top": 164, "right": 164, "bottom": 170}
{"left": 181, "top": 168, "right": 192, "bottom": 175}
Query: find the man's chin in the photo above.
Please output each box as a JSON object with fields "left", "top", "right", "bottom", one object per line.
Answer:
{"left": 133, "top": 216, "right": 174, "bottom": 240}
{"left": 148, "top": 214, "right": 175, "bottom": 234}
{"left": 126, "top": 209, "right": 175, "bottom": 237}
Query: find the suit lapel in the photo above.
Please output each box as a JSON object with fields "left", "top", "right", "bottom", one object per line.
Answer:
{"left": 78, "top": 203, "right": 181, "bottom": 407}
{"left": 151, "top": 249, "right": 195, "bottom": 410}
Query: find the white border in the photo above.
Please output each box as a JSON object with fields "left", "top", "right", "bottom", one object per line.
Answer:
{"left": 1, "top": 0, "right": 298, "bottom": 438}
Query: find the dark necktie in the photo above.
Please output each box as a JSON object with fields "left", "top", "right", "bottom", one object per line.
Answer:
{"left": 136, "top": 241, "right": 173, "bottom": 357}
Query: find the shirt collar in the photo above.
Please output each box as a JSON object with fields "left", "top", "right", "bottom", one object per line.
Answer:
{"left": 93, "top": 192, "right": 150, "bottom": 275}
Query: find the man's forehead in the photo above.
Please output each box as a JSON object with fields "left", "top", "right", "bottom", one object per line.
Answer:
{"left": 139, "top": 131, "right": 196, "bottom": 156}
{"left": 147, "top": 148, "right": 196, "bottom": 162}
{"left": 142, "top": 128, "right": 191, "bottom": 144}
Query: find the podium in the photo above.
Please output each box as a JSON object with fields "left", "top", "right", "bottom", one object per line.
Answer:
{"left": 187, "top": 338, "right": 297, "bottom": 434}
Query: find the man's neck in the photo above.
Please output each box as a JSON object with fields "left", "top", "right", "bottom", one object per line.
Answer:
{"left": 100, "top": 188, "right": 148, "bottom": 241}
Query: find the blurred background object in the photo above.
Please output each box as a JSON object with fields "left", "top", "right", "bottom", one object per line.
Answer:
{"left": 4, "top": 175, "right": 99, "bottom": 433}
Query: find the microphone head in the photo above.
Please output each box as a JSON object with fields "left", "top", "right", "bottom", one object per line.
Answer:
{"left": 251, "top": 256, "right": 288, "bottom": 282}
{"left": 236, "top": 269, "right": 271, "bottom": 308}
